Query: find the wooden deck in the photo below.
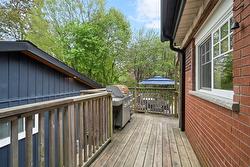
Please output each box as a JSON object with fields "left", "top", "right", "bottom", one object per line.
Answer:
{"left": 91, "top": 113, "right": 200, "bottom": 167}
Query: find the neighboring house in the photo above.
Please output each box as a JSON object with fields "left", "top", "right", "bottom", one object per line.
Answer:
{"left": 161, "top": 0, "right": 249, "bottom": 166}
{"left": 0, "top": 41, "right": 102, "bottom": 167}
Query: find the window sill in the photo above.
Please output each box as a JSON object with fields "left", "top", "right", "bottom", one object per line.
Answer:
{"left": 189, "top": 91, "right": 239, "bottom": 112}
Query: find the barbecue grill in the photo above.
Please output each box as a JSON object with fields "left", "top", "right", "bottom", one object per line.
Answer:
{"left": 106, "top": 85, "right": 132, "bottom": 128}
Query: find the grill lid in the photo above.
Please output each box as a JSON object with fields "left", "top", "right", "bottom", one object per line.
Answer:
{"left": 106, "top": 85, "right": 129, "bottom": 98}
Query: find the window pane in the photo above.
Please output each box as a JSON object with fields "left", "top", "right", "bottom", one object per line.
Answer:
{"left": 201, "top": 62, "right": 211, "bottom": 88}
{"left": 33, "top": 117, "right": 36, "bottom": 128}
{"left": 213, "top": 30, "right": 219, "bottom": 44}
{"left": 199, "top": 37, "right": 211, "bottom": 89}
{"left": 206, "top": 52, "right": 211, "bottom": 62}
{"left": 202, "top": 54, "right": 206, "bottom": 64}
{"left": 221, "top": 22, "right": 228, "bottom": 39}
{"left": 206, "top": 40, "right": 210, "bottom": 52}
{"left": 221, "top": 37, "right": 228, "bottom": 53}
{"left": 230, "top": 34, "right": 233, "bottom": 50}
{"left": 230, "top": 18, "right": 233, "bottom": 33}
{"left": 18, "top": 118, "right": 24, "bottom": 133}
{"left": 214, "top": 53, "right": 233, "bottom": 90}
{"left": 214, "top": 43, "right": 219, "bottom": 57}
{"left": 0, "top": 122, "right": 10, "bottom": 139}
{"left": 201, "top": 45, "right": 205, "bottom": 55}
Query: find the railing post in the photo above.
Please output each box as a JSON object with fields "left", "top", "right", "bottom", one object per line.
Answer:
{"left": 25, "top": 115, "right": 33, "bottom": 167}
{"left": 10, "top": 119, "right": 18, "bottom": 167}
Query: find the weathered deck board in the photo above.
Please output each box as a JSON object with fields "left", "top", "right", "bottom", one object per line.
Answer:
{"left": 91, "top": 117, "right": 140, "bottom": 167}
{"left": 92, "top": 113, "right": 201, "bottom": 167}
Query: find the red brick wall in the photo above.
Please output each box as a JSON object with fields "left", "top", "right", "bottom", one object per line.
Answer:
{"left": 184, "top": 1, "right": 250, "bottom": 166}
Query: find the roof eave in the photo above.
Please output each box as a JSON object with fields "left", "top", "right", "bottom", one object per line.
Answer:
{"left": 161, "top": 0, "right": 186, "bottom": 42}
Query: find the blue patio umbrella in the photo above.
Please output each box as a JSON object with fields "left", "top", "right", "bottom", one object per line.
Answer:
{"left": 139, "top": 76, "right": 175, "bottom": 85}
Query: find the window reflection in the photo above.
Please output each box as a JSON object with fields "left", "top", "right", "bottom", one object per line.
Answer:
{"left": 214, "top": 53, "right": 233, "bottom": 90}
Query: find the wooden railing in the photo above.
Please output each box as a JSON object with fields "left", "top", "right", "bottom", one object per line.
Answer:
{"left": 0, "top": 92, "right": 112, "bottom": 167}
{"left": 129, "top": 87, "right": 178, "bottom": 117}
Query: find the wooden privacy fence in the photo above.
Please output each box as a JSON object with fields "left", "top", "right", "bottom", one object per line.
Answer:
{"left": 129, "top": 87, "right": 178, "bottom": 116}
{"left": 0, "top": 92, "right": 112, "bottom": 167}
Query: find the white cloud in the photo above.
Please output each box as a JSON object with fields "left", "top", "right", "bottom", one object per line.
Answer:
{"left": 145, "top": 20, "right": 160, "bottom": 29}
{"left": 132, "top": 0, "right": 160, "bottom": 29}
{"left": 137, "top": 0, "right": 160, "bottom": 20}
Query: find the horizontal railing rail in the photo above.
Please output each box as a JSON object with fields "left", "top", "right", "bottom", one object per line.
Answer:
{"left": 129, "top": 87, "right": 178, "bottom": 117}
{"left": 80, "top": 88, "right": 107, "bottom": 95}
{"left": 0, "top": 91, "right": 113, "bottom": 167}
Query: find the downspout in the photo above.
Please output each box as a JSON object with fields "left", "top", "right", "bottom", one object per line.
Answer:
{"left": 169, "top": 40, "right": 185, "bottom": 131}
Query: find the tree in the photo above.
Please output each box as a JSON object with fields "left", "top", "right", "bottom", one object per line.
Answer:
{"left": 0, "top": 0, "right": 36, "bottom": 40}
{"left": 26, "top": 0, "right": 64, "bottom": 59}
{"left": 121, "top": 28, "right": 176, "bottom": 86}
{"left": 61, "top": 7, "right": 131, "bottom": 85}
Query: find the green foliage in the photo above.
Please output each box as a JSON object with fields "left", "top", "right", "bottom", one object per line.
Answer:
{"left": 60, "top": 7, "right": 131, "bottom": 85}
{"left": 0, "top": 0, "right": 36, "bottom": 39}
{"left": 120, "top": 29, "right": 176, "bottom": 86}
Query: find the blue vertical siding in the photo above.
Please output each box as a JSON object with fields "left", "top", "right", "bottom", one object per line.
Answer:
{"left": 0, "top": 52, "right": 90, "bottom": 107}
{"left": 0, "top": 51, "right": 92, "bottom": 167}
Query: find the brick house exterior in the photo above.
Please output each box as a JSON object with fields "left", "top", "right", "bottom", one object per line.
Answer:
{"left": 161, "top": 0, "right": 250, "bottom": 166}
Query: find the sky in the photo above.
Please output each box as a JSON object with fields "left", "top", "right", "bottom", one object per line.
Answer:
{"left": 106, "top": 0, "right": 160, "bottom": 33}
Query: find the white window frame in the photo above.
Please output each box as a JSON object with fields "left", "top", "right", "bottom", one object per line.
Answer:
{"left": 195, "top": 0, "right": 234, "bottom": 99}
{"left": 0, "top": 114, "right": 39, "bottom": 148}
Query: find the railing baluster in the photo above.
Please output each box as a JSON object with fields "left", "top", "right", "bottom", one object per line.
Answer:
{"left": 67, "top": 104, "right": 75, "bottom": 167}
{"left": 88, "top": 100, "right": 93, "bottom": 157}
{"left": 98, "top": 98, "right": 103, "bottom": 146}
{"left": 63, "top": 107, "right": 69, "bottom": 167}
{"left": 10, "top": 119, "right": 18, "bottom": 167}
{"left": 96, "top": 99, "right": 100, "bottom": 149}
{"left": 49, "top": 110, "right": 56, "bottom": 167}
{"left": 109, "top": 96, "right": 113, "bottom": 139}
{"left": 84, "top": 101, "right": 88, "bottom": 162}
{"left": 91, "top": 99, "right": 96, "bottom": 153}
{"left": 79, "top": 102, "right": 84, "bottom": 166}
{"left": 71, "top": 104, "right": 77, "bottom": 167}
{"left": 38, "top": 112, "right": 45, "bottom": 167}
{"left": 25, "top": 115, "right": 33, "bottom": 167}
{"left": 106, "top": 97, "right": 109, "bottom": 139}
{"left": 104, "top": 97, "right": 107, "bottom": 141}
{"left": 58, "top": 107, "right": 64, "bottom": 167}
{"left": 102, "top": 97, "right": 105, "bottom": 143}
